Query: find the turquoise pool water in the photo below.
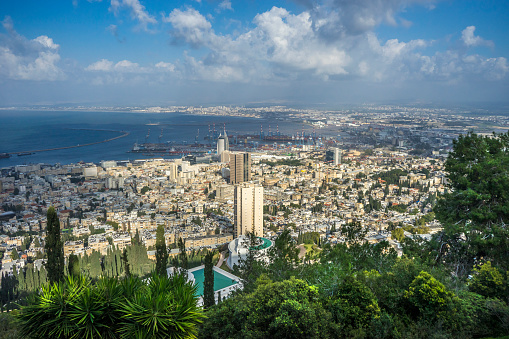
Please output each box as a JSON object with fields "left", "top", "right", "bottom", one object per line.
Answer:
{"left": 249, "top": 237, "right": 272, "bottom": 251}
{"left": 191, "top": 268, "right": 238, "bottom": 296}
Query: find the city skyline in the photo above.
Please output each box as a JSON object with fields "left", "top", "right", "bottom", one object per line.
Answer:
{"left": 1, "top": 1, "right": 508, "bottom": 107}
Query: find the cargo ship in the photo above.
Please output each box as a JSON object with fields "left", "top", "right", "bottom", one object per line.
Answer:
{"left": 0, "top": 153, "right": 11, "bottom": 159}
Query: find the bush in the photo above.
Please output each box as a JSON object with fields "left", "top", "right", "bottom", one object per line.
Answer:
{"left": 16, "top": 272, "right": 204, "bottom": 339}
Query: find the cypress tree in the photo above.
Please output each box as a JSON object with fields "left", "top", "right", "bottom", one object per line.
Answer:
{"left": 155, "top": 225, "right": 168, "bottom": 276}
{"left": 177, "top": 237, "right": 188, "bottom": 271}
{"left": 122, "top": 248, "right": 130, "bottom": 277}
{"left": 45, "top": 207, "right": 64, "bottom": 284}
{"left": 68, "top": 254, "right": 80, "bottom": 277}
{"left": 203, "top": 251, "right": 215, "bottom": 309}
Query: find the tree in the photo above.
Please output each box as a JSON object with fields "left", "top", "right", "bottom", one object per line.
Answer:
{"left": 155, "top": 225, "right": 168, "bottom": 276}
{"left": 391, "top": 228, "right": 405, "bottom": 242}
{"left": 404, "top": 271, "right": 457, "bottom": 322}
{"left": 434, "top": 131, "right": 509, "bottom": 275}
{"left": 177, "top": 237, "right": 188, "bottom": 271}
{"left": 122, "top": 247, "right": 131, "bottom": 277}
{"left": 323, "top": 275, "right": 381, "bottom": 336}
{"left": 268, "top": 230, "right": 300, "bottom": 281}
{"left": 67, "top": 254, "right": 80, "bottom": 277}
{"left": 468, "top": 261, "right": 507, "bottom": 300}
{"left": 203, "top": 251, "right": 215, "bottom": 309}
{"left": 45, "top": 206, "right": 64, "bottom": 284}
{"left": 10, "top": 248, "right": 19, "bottom": 260}
{"left": 132, "top": 229, "right": 141, "bottom": 246}
{"left": 200, "top": 277, "right": 333, "bottom": 339}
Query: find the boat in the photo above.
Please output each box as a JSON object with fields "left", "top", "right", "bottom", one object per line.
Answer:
{"left": 0, "top": 153, "right": 11, "bottom": 159}
{"left": 17, "top": 152, "right": 34, "bottom": 156}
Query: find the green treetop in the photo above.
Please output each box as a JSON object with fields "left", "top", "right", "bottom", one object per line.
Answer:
{"left": 45, "top": 206, "right": 64, "bottom": 284}
{"left": 155, "top": 225, "right": 168, "bottom": 276}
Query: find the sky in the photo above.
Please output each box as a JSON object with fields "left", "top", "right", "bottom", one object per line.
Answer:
{"left": 0, "top": 0, "right": 508, "bottom": 107}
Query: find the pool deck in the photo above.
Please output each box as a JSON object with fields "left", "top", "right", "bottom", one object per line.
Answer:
{"left": 187, "top": 265, "right": 242, "bottom": 306}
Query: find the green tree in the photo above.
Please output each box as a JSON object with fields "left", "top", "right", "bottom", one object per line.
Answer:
{"left": 203, "top": 251, "right": 215, "bottom": 309}
{"left": 468, "top": 261, "right": 507, "bottom": 300}
{"left": 176, "top": 237, "right": 188, "bottom": 271}
{"left": 10, "top": 248, "right": 19, "bottom": 260}
{"left": 200, "top": 277, "right": 332, "bottom": 339}
{"left": 45, "top": 206, "right": 64, "bottom": 284}
{"left": 323, "top": 275, "right": 381, "bottom": 336}
{"left": 404, "top": 271, "right": 457, "bottom": 322}
{"left": 67, "top": 253, "right": 80, "bottom": 277}
{"left": 155, "top": 225, "right": 168, "bottom": 276}
{"left": 391, "top": 228, "right": 405, "bottom": 242}
{"left": 122, "top": 248, "right": 130, "bottom": 277}
{"left": 267, "top": 230, "right": 300, "bottom": 281}
{"left": 434, "top": 131, "right": 509, "bottom": 275}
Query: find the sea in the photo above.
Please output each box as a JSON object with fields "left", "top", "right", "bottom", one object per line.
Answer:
{"left": 0, "top": 110, "right": 307, "bottom": 168}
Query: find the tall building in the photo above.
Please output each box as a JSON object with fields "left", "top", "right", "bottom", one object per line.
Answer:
{"left": 229, "top": 152, "right": 251, "bottom": 184}
{"left": 220, "top": 150, "right": 231, "bottom": 163}
{"left": 234, "top": 183, "right": 263, "bottom": 238}
{"left": 333, "top": 148, "right": 342, "bottom": 166}
{"left": 167, "top": 162, "right": 178, "bottom": 182}
{"left": 216, "top": 128, "right": 229, "bottom": 155}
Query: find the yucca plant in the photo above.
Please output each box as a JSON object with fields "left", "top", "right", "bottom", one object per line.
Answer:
{"left": 66, "top": 277, "right": 123, "bottom": 338}
{"left": 17, "top": 272, "right": 205, "bottom": 339}
{"left": 17, "top": 275, "right": 88, "bottom": 338}
{"left": 118, "top": 272, "right": 205, "bottom": 339}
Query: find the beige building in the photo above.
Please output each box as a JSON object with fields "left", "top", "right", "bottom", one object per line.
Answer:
{"left": 229, "top": 152, "right": 251, "bottom": 184}
{"left": 234, "top": 183, "right": 263, "bottom": 238}
{"left": 185, "top": 234, "right": 233, "bottom": 248}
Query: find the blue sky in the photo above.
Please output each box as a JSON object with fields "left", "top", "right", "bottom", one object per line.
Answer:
{"left": 1, "top": 0, "right": 508, "bottom": 106}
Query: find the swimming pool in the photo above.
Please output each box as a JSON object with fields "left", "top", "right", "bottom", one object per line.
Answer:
{"left": 191, "top": 268, "right": 239, "bottom": 296}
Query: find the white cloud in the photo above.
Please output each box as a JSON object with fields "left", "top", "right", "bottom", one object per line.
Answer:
{"left": 163, "top": 8, "right": 215, "bottom": 47}
{"left": 155, "top": 61, "right": 175, "bottom": 72}
{"left": 86, "top": 59, "right": 145, "bottom": 73}
{"left": 161, "top": 5, "right": 506, "bottom": 85}
{"left": 218, "top": 0, "right": 233, "bottom": 12}
{"left": 0, "top": 17, "right": 65, "bottom": 81}
{"left": 33, "top": 36, "right": 59, "bottom": 49}
{"left": 86, "top": 59, "right": 114, "bottom": 71}
{"left": 109, "top": 0, "right": 156, "bottom": 31}
{"left": 461, "top": 26, "right": 494, "bottom": 48}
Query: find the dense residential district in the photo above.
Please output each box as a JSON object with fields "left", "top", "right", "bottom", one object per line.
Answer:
{"left": 1, "top": 146, "right": 444, "bottom": 279}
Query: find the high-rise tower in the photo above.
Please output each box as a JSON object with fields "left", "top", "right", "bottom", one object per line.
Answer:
{"left": 333, "top": 148, "right": 342, "bottom": 166}
{"left": 216, "top": 126, "right": 229, "bottom": 156}
{"left": 234, "top": 183, "right": 263, "bottom": 238}
{"left": 229, "top": 152, "right": 251, "bottom": 184}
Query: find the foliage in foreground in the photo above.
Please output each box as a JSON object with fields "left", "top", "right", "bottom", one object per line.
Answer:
{"left": 16, "top": 272, "right": 205, "bottom": 339}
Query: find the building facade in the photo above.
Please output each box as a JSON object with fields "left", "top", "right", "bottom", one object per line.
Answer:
{"left": 234, "top": 183, "right": 263, "bottom": 238}
{"left": 333, "top": 147, "right": 342, "bottom": 166}
{"left": 229, "top": 152, "right": 251, "bottom": 184}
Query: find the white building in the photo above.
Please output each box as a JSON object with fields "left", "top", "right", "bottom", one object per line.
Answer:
{"left": 333, "top": 148, "right": 342, "bottom": 166}
{"left": 234, "top": 183, "right": 263, "bottom": 238}
{"left": 216, "top": 128, "right": 229, "bottom": 156}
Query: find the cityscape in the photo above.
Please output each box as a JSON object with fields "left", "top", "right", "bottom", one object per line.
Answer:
{"left": 1, "top": 0, "right": 509, "bottom": 338}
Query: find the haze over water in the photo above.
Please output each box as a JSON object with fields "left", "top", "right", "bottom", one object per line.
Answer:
{"left": 0, "top": 110, "right": 304, "bottom": 167}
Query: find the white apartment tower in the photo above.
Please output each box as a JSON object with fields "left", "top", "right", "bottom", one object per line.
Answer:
{"left": 333, "top": 148, "right": 342, "bottom": 166}
{"left": 234, "top": 183, "right": 263, "bottom": 238}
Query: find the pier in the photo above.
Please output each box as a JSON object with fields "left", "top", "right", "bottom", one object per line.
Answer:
{"left": 6, "top": 129, "right": 130, "bottom": 155}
